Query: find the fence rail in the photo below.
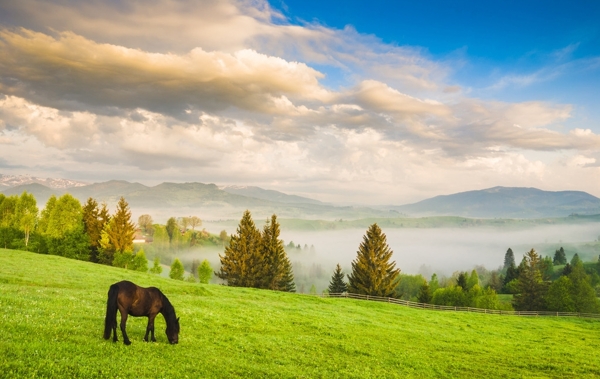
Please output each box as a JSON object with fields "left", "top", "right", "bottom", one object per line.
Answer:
{"left": 312, "top": 292, "right": 600, "bottom": 320}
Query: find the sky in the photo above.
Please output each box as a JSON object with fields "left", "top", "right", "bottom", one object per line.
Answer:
{"left": 0, "top": 0, "right": 599, "bottom": 205}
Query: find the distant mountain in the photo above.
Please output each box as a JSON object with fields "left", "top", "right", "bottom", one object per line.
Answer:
{"left": 221, "top": 185, "right": 324, "bottom": 205}
{"left": 392, "top": 186, "right": 600, "bottom": 218}
{"left": 0, "top": 174, "right": 87, "bottom": 190}
{"left": 0, "top": 180, "right": 390, "bottom": 221}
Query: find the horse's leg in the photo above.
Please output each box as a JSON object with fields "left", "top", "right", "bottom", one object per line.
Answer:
{"left": 119, "top": 310, "right": 131, "bottom": 345}
{"left": 144, "top": 313, "right": 158, "bottom": 342}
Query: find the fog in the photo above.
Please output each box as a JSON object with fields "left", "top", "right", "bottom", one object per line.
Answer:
{"left": 277, "top": 224, "right": 600, "bottom": 277}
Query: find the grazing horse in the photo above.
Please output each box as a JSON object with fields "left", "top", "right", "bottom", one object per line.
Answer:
{"left": 103, "top": 280, "right": 180, "bottom": 345}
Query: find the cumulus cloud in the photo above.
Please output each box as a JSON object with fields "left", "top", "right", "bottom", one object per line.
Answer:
{"left": 1, "top": 0, "right": 599, "bottom": 203}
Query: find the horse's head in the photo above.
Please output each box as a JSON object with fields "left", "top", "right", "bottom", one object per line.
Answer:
{"left": 166, "top": 317, "right": 180, "bottom": 344}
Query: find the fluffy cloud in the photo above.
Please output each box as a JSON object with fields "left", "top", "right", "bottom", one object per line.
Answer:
{"left": 1, "top": 0, "right": 599, "bottom": 203}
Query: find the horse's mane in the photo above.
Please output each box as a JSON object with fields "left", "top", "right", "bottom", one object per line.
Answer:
{"left": 160, "top": 292, "right": 177, "bottom": 325}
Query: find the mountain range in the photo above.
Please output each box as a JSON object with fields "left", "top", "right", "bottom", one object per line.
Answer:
{"left": 1, "top": 175, "right": 599, "bottom": 220}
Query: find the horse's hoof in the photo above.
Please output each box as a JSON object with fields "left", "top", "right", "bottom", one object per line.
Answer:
{"left": 124, "top": 340, "right": 131, "bottom": 346}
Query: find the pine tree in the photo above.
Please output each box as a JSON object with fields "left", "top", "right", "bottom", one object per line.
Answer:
{"left": 198, "top": 259, "right": 213, "bottom": 284}
{"left": 347, "top": 223, "right": 400, "bottom": 297}
{"left": 82, "top": 197, "right": 103, "bottom": 262}
{"left": 417, "top": 280, "right": 432, "bottom": 303}
{"left": 216, "top": 210, "right": 264, "bottom": 287}
{"left": 106, "top": 197, "right": 135, "bottom": 254}
{"left": 261, "top": 215, "right": 295, "bottom": 291}
{"left": 503, "top": 248, "right": 515, "bottom": 271}
{"left": 570, "top": 253, "right": 582, "bottom": 266}
{"left": 328, "top": 264, "right": 348, "bottom": 293}
{"left": 553, "top": 247, "right": 567, "bottom": 265}
{"left": 169, "top": 258, "right": 184, "bottom": 280}
{"left": 512, "top": 249, "right": 548, "bottom": 311}
{"left": 150, "top": 257, "right": 163, "bottom": 275}
{"left": 456, "top": 272, "right": 468, "bottom": 291}
{"left": 467, "top": 270, "right": 479, "bottom": 290}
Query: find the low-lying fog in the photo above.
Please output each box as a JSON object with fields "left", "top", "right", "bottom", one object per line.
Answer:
{"left": 204, "top": 222, "right": 600, "bottom": 278}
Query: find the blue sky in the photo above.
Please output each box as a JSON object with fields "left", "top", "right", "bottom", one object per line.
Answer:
{"left": 0, "top": 0, "right": 598, "bottom": 204}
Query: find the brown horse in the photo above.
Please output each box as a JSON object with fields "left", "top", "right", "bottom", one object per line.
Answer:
{"left": 103, "top": 280, "right": 180, "bottom": 345}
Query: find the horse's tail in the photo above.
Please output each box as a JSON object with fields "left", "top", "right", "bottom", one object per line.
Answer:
{"left": 103, "top": 283, "right": 119, "bottom": 339}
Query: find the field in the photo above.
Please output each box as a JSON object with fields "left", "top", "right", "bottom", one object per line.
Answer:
{"left": 1, "top": 249, "right": 600, "bottom": 378}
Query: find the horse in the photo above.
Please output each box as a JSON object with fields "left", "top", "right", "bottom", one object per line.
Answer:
{"left": 103, "top": 280, "right": 180, "bottom": 345}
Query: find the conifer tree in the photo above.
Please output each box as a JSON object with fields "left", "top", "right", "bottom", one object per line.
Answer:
{"left": 261, "top": 214, "right": 295, "bottom": 291}
{"left": 169, "top": 258, "right": 184, "bottom": 280}
{"left": 150, "top": 257, "right": 163, "bottom": 275}
{"left": 216, "top": 210, "right": 264, "bottom": 287}
{"left": 503, "top": 248, "right": 515, "bottom": 271}
{"left": 456, "top": 272, "right": 468, "bottom": 291}
{"left": 429, "top": 273, "right": 439, "bottom": 293}
{"left": 82, "top": 197, "right": 108, "bottom": 262}
{"left": 100, "top": 197, "right": 134, "bottom": 265}
{"left": 347, "top": 223, "right": 400, "bottom": 297}
{"left": 553, "top": 247, "right": 567, "bottom": 265}
{"left": 328, "top": 263, "right": 348, "bottom": 293}
{"left": 198, "top": 259, "right": 213, "bottom": 284}
{"left": 417, "top": 280, "right": 432, "bottom": 303}
{"left": 512, "top": 249, "right": 547, "bottom": 311}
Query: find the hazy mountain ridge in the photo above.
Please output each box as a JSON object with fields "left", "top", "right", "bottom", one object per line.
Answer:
{"left": 391, "top": 186, "right": 600, "bottom": 218}
{"left": 0, "top": 174, "right": 88, "bottom": 189}
{"left": 221, "top": 185, "right": 325, "bottom": 205}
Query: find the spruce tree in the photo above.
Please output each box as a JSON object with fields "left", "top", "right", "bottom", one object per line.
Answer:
{"left": 328, "top": 263, "right": 348, "bottom": 293}
{"left": 512, "top": 249, "right": 547, "bottom": 311}
{"left": 417, "top": 281, "right": 432, "bottom": 303}
{"left": 347, "top": 223, "right": 400, "bottom": 297}
{"left": 261, "top": 215, "right": 295, "bottom": 291}
{"left": 503, "top": 248, "right": 515, "bottom": 271}
{"left": 456, "top": 272, "right": 468, "bottom": 291}
{"left": 82, "top": 198, "right": 102, "bottom": 262}
{"left": 553, "top": 247, "right": 567, "bottom": 265}
{"left": 106, "top": 197, "right": 135, "bottom": 253}
{"left": 169, "top": 258, "right": 184, "bottom": 280}
{"left": 150, "top": 257, "right": 163, "bottom": 275}
{"left": 216, "top": 210, "right": 264, "bottom": 287}
{"left": 198, "top": 259, "right": 213, "bottom": 284}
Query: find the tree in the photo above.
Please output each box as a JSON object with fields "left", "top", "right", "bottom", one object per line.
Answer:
{"left": 467, "top": 270, "right": 479, "bottom": 290}
{"left": 219, "top": 230, "right": 228, "bottom": 247}
{"left": 216, "top": 210, "right": 264, "bottom": 287}
{"left": 570, "top": 253, "right": 582, "bottom": 266}
{"left": 503, "top": 248, "right": 515, "bottom": 271}
{"left": 417, "top": 280, "right": 432, "bottom": 303}
{"left": 512, "top": 249, "right": 547, "bottom": 311}
{"left": 165, "top": 217, "right": 178, "bottom": 245}
{"left": 456, "top": 272, "right": 468, "bottom": 291}
{"left": 261, "top": 215, "right": 295, "bottom": 291}
{"left": 45, "top": 194, "right": 83, "bottom": 239}
{"left": 553, "top": 247, "right": 567, "bottom": 265}
{"left": 37, "top": 195, "right": 56, "bottom": 235}
{"left": 150, "top": 257, "right": 163, "bottom": 275}
{"left": 138, "top": 214, "right": 153, "bottom": 234}
{"left": 347, "top": 223, "right": 400, "bottom": 297}
{"left": 188, "top": 216, "right": 202, "bottom": 231}
{"left": 131, "top": 249, "right": 148, "bottom": 272}
{"left": 540, "top": 256, "right": 554, "bottom": 281}
{"left": 198, "top": 259, "right": 213, "bottom": 284}
{"left": 15, "top": 192, "right": 38, "bottom": 248}
{"left": 487, "top": 271, "right": 503, "bottom": 293}
{"left": 169, "top": 258, "right": 184, "bottom": 280}
{"left": 396, "top": 274, "right": 426, "bottom": 300}
{"left": 82, "top": 197, "right": 108, "bottom": 262}
{"left": 328, "top": 264, "right": 348, "bottom": 293}
{"left": 109, "top": 198, "right": 135, "bottom": 251}
{"left": 545, "top": 276, "right": 575, "bottom": 312}
{"left": 568, "top": 260, "right": 600, "bottom": 313}
{"left": 429, "top": 273, "right": 439, "bottom": 293}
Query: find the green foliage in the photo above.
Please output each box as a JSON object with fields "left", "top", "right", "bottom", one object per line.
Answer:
{"left": 540, "top": 256, "right": 554, "bottom": 280}
{"left": 348, "top": 223, "right": 400, "bottom": 297}
{"left": 429, "top": 273, "right": 439, "bottom": 293}
{"left": 395, "top": 274, "right": 426, "bottom": 301}
{"left": 166, "top": 217, "right": 178, "bottom": 244}
{"left": 571, "top": 253, "right": 582, "bottom": 266}
{"left": 487, "top": 271, "right": 503, "bottom": 293}
{"left": 503, "top": 248, "right": 515, "bottom": 271}
{"left": 261, "top": 215, "right": 295, "bottom": 291}
{"left": 131, "top": 249, "right": 149, "bottom": 272}
{"left": 138, "top": 214, "right": 153, "bottom": 234}
{"left": 568, "top": 261, "right": 600, "bottom": 313}
{"left": 432, "top": 286, "right": 467, "bottom": 307}
{"left": 513, "top": 249, "right": 548, "bottom": 311}
{"left": 545, "top": 276, "right": 575, "bottom": 312}
{"left": 467, "top": 270, "right": 479, "bottom": 290}
{"left": 328, "top": 263, "right": 348, "bottom": 293}
{"left": 456, "top": 272, "right": 468, "bottom": 291}
{"left": 104, "top": 197, "right": 135, "bottom": 254}
{"left": 553, "top": 247, "right": 567, "bottom": 265}
{"left": 150, "top": 256, "right": 163, "bottom": 275}
{"left": 47, "top": 225, "right": 90, "bottom": 261}
{"left": 112, "top": 250, "right": 135, "bottom": 269}
{"left": 169, "top": 258, "right": 184, "bottom": 280}
{"left": 45, "top": 194, "right": 82, "bottom": 239}
{"left": 216, "top": 210, "right": 264, "bottom": 287}
{"left": 15, "top": 192, "right": 38, "bottom": 248}
{"left": 198, "top": 259, "right": 213, "bottom": 284}
{"left": 417, "top": 281, "right": 432, "bottom": 303}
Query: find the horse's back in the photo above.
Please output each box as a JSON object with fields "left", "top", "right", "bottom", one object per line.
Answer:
{"left": 113, "top": 280, "right": 163, "bottom": 316}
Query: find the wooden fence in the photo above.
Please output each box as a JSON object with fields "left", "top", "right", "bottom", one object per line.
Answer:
{"left": 310, "top": 292, "right": 600, "bottom": 320}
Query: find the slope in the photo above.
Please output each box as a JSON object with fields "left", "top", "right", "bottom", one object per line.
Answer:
{"left": 394, "top": 186, "right": 600, "bottom": 218}
{"left": 1, "top": 249, "right": 599, "bottom": 378}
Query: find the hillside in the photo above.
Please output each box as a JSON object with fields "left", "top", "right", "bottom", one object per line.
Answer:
{"left": 1, "top": 249, "right": 600, "bottom": 378}
{"left": 393, "top": 186, "right": 600, "bottom": 218}
{"left": 221, "top": 185, "right": 324, "bottom": 205}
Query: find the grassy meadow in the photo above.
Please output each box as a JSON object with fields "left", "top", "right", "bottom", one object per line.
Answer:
{"left": 1, "top": 249, "right": 600, "bottom": 378}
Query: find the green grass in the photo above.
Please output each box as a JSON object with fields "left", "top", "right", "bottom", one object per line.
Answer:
{"left": 1, "top": 249, "right": 600, "bottom": 378}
